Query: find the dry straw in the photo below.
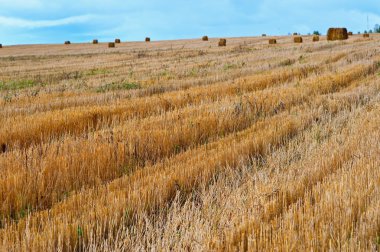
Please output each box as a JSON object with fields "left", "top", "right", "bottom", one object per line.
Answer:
{"left": 115, "top": 39, "right": 121, "bottom": 43}
{"left": 269, "top": 39, "right": 277, "bottom": 44}
{"left": 312, "top": 35, "right": 320, "bottom": 42}
{"left": 202, "top": 36, "right": 209, "bottom": 41}
{"left": 93, "top": 39, "right": 98, "bottom": 44}
{"left": 145, "top": 37, "right": 151, "bottom": 42}
{"left": 64, "top": 41, "right": 71, "bottom": 45}
{"left": 218, "top": 38, "right": 227, "bottom": 47}
{"left": 327, "top": 28, "right": 348, "bottom": 41}
{"left": 294, "top": 36, "right": 303, "bottom": 43}
{"left": 108, "top": 42, "right": 115, "bottom": 48}
{"left": 363, "top": 33, "right": 370, "bottom": 38}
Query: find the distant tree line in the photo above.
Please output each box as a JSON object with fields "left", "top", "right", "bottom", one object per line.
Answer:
{"left": 361, "top": 24, "right": 380, "bottom": 34}
{"left": 375, "top": 24, "right": 380, "bottom": 33}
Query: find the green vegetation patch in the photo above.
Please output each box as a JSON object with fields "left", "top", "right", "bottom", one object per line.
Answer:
{"left": 0, "top": 79, "right": 43, "bottom": 91}
{"left": 223, "top": 62, "right": 246, "bottom": 71}
{"left": 96, "top": 81, "right": 141, "bottom": 93}
{"left": 278, "top": 58, "right": 296, "bottom": 67}
{"left": 84, "top": 68, "right": 111, "bottom": 76}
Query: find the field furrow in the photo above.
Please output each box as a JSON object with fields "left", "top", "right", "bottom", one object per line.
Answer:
{"left": 0, "top": 64, "right": 323, "bottom": 150}
{"left": 2, "top": 75, "right": 376, "bottom": 250}
{"left": 103, "top": 82, "right": 379, "bottom": 252}
{"left": 1, "top": 60, "right": 376, "bottom": 222}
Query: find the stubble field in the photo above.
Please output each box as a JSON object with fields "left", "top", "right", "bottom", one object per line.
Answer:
{"left": 0, "top": 34, "right": 380, "bottom": 251}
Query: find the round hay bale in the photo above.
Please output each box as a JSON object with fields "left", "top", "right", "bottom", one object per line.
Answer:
{"left": 93, "top": 39, "right": 98, "bottom": 44}
{"left": 115, "top": 39, "right": 121, "bottom": 43}
{"left": 312, "top": 35, "right": 319, "bottom": 42}
{"left": 64, "top": 41, "right": 71, "bottom": 45}
{"left": 218, "top": 38, "right": 227, "bottom": 47}
{"left": 269, "top": 39, "right": 277, "bottom": 44}
{"left": 262, "top": 34, "right": 267, "bottom": 37}
{"left": 294, "top": 36, "right": 303, "bottom": 43}
{"left": 348, "top": 31, "right": 353, "bottom": 36}
{"left": 327, "top": 28, "right": 348, "bottom": 41}
{"left": 0, "top": 44, "right": 2, "bottom": 48}
{"left": 145, "top": 37, "right": 151, "bottom": 42}
{"left": 202, "top": 36, "right": 209, "bottom": 41}
{"left": 108, "top": 42, "right": 115, "bottom": 48}
{"left": 363, "top": 33, "right": 370, "bottom": 38}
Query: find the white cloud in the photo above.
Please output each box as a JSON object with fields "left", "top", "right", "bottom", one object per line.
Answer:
{"left": 0, "top": 0, "right": 46, "bottom": 11}
{"left": 0, "top": 15, "right": 95, "bottom": 28}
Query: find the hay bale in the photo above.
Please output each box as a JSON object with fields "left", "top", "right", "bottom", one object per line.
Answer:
{"left": 93, "top": 39, "right": 98, "bottom": 44}
{"left": 312, "top": 35, "right": 319, "bottom": 42}
{"left": 108, "top": 42, "right": 115, "bottom": 48}
{"left": 64, "top": 41, "right": 71, "bottom": 45}
{"left": 202, "top": 36, "right": 209, "bottom": 41}
{"left": 0, "top": 44, "right": 2, "bottom": 48}
{"left": 348, "top": 31, "right": 353, "bottom": 36}
{"left": 269, "top": 39, "right": 277, "bottom": 44}
{"left": 262, "top": 34, "right": 267, "bottom": 37}
{"left": 145, "top": 37, "right": 151, "bottom": 42}
{"left": 115, "top": 39, "right": 121, "bottom": 43}
{"left": 363, "top": 33, "right": 370, "bottom": 38}
{"left": 327, "top": 28, "right": 348, "bottom": 41}
{"left": 218, "top": 38, "right": 227, "bottom": 47}
{"left": 294, "top": 36, "right": 303, "bottom": 43}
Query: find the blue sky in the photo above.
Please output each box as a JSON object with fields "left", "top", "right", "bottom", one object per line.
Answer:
{"left": 0, "top": 0, "right": 379, "bottom": 45}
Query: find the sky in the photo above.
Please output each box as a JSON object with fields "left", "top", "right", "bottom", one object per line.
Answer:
{"left": 0, "top": 0, "right": 380, "bottom": 45}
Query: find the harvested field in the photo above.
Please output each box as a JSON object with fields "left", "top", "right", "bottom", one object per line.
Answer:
{"left": 0, "top": 34, "right": 380, "bottom": 251}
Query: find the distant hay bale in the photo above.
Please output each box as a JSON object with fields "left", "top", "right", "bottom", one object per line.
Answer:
{"left": 262, "top": 34, "right": 267, "bottom": 37}
{"left": 115, "top": 39, "right": 121, "bottom": 43}
{"left": 294, "top": 36, "right": 303, "bottom": 43}
{"left": 348, "top": 31, "right": 353, "bottom": 36}
{"left": 145, "top": 37, "right": 151, "bottom": 42}
{"left": 0, "top": 44, "right": 2, "bottom": 48}
{"left": 363, "top": 33, "right": 370, "bottom": 38}
{"left": 218, "top": 38, "right": 227, "bottom": 47}
{"left": 64, "top": 41, "right": 71, "bottom": 45}
{"left": 93, "top": 39, "right": 98, "bottom": 44}
{"left": 108, "top": 42, "right": 115, "bottom": 48}
{"left": 312, "top": 35, "right": 319, "bottom": 42}
{"left": 327, "top": 28, "right": 348, "bottom": 41}
{"left": 269, "top": 39, "right": 277, "bottom": 44}
{"left": 202, "top": 36, "right": 209, "bottom": 41}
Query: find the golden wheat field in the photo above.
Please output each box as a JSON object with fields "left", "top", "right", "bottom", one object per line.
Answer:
{"left": 0, "top": 34, "right": 380, "bottom": 251}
